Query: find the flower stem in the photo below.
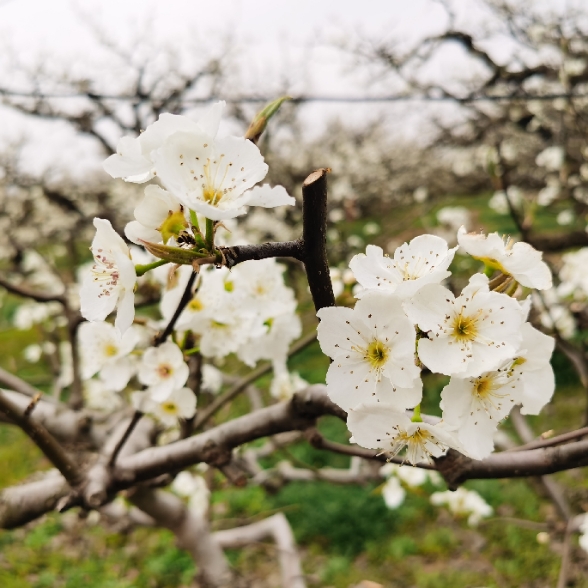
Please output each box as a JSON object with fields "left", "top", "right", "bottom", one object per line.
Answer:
{"left": 190, "top": 209, "right": 200, "bottom": 232}
{"left": 205, "top": 218, "right": 215, "bottom": 252}
{"left": 135, "top": 259, "right": 169, "bottom": 276}
{"left": 411, "top": 404, "right": 423, "bottom": 423}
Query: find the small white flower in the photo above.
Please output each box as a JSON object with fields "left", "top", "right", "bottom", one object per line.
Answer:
{"left": 79, "top": 322, "right": 139, "bottom": 391}
{"left": 406, "top": 274, "right": 525, "bottom": 378}
{"left": 103, "top": 102, "right": 226, "bottom": 183}
{"left": 557, "top": 210, "right": 574, "bottom": 226}
{"left": 171, "top": 472, "right": 210, "bottom": 517}
{"left": 201, "top": 364, "right": 223, "bottom": 394}
{"left": 152, "top": 387, "right": 196, "bottom": 426}
{"left": 270, "top": 360, "right": 308, "bottom": 402}
{"left": 317, "top": 292, "right": 422, "bottom": 412}
{"left": 457, "top": 226, "right": 552, "bottom": 290}
{"left": 83, "top": 379, "right": 123, "bottom": 413}
{"left": 13, "top": 301, "right": 62, "bottom": 330}
{"left": 437, "top": 206, "right": 470, "bottom": 231}
{"left": 125, "top": 185, "right": 186, "bottom": 245}
{"left": 80, "top": 218, "right": 137, "bottom": 333}
{"left": 153, "top": 131, "right": 287, "bottom": 221}
{"left": 138, "top": 342, "right": 190, "bottom": 401}
{"left": 133, "top": 387, "right": 196, "bottom": 427}
{"left": 382, "top": 476, "right": 406, "bottom": 509}
{"left": 430, "top": 488, "right": 493, "bottom": 526}
{"left": 379, "top": 463, "right": 429, "bottom": 487}
{"left": 350, "top": 236, "right": 457, "bottom": 300}
{"left": 440, "top": 322, "right": 555, "bottom": 459}
{"left": 23, "top": 344, "right": 42, "bottom": 363}
{"left": 535, "top": 146, "right": 564, "bottom": 171}
{"left": 537, "top": 178, "right": 560, "bottom": 206}
{"left": 347, "top": 404, "right": 459, "bottom": 465}
{"left": 559, "top": 248, "right": 588, "bottom": 299}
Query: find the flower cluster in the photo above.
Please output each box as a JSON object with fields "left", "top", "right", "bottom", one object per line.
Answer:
{"left": 317, "top": 227, "right": 555, "bottom": 463}
{"left": 75, "top": 101, "right": 301, "bottom": 425}
{"left": 80, "top": 101, "right": 295, "bottom": 334}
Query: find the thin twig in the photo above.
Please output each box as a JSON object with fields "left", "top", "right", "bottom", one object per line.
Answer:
{"left": 556, "top": 521, "right": 574, "bottom": 588}
{"left": 0, "top": 366, "right": 58, "bottom": 403}
{"left": 307, "top": 429, "right": 437, "bottom": 470}
{"left": 0, "top": 275, "right": 66, "bottom": 304}
{"left": 109, "top": 410, "right": 144, "bottom": 467}
{"left": 153, "top": 270, "right": 198, "bottom": 346}
{"left": 507, "top": 426, "right": 588, "bottom": 452}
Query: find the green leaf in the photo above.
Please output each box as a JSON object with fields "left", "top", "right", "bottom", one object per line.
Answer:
{"left": 139, "top": 240, "right": 208, "bottom": 265}
{"left": 245, "top": 96, "right": 291, "bottom": 143}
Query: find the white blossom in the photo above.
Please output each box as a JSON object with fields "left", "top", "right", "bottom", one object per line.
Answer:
{"left": 201, "top": 364, "right": 223, "bottom": 394}
{"left": 23, "top": 344, "right": 42, "bottom": 363}
{"left": 558, "top": 248, "right": 588, "bottom": 299}
{"left": 83, "top": 379, "right": 123, "bottom": 413}
{"left": 78, "top": 322, "right": 139, "bottom": 391}
{"left": 270, "top": 360, "right": 309, "bottom": 402}
{"left": 382, "top": 477, "right": 406, "bottom": 509}
{"left": 457, "top": 226, "right": 552, "bottom": 290}
{"left": 125, "top": 185, "right": 186, "bottom": 245}
{"left": 430, "top": 487, "right": 492, "bottom": 526}
{"left": 171, "top": 472, "right": 210, "bottom": 517}
{"left": 349, "top": 236, "right": 457, "bottom": 300}
{"left": 13, "top": 301, "right": 63, "bottom": 330}
{"left": 440, "top": 323, "right": 554, "bottom": 459}
{"left": 406, "top": 274, "right": 525, "bottom": 377}
{"left": 103, "top": 102, "right": 225, "bottom": 183}
{"left": 436, "top": 206, "right": 470, "bottom": 232}
{"left": 347, "top": 404, "right": 459, "bottom": 465}
{"left": 138, "top": 342, "right": 190, "bottom": 401}
{"left": 537, "top": 177, "right": 560, "bottom": 206}
{"left": 317, "top": 292, "right": 422, "bottom": 412}
{"left": 535, "top": 146, "right": 565, "bottom": 171}
{"left": 80, "top": 218, "right": 137, "bottom": 333}
{"left": 578, "top": 514, "right": 588, "bottom": 553}
{"left": 557, "top": 210, "right": 574, "bottom": 226}
{"left": 153, "top": 132, "right": 291, "bottom": 220}
{"left": 379, "top": 462, "right": 429, "bottom": 487}
{"left": 133, "top": 387, "right": 196, "bottom": 427}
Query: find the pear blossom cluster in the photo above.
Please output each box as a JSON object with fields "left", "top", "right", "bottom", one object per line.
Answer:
{"left": 317, "top": 227, "right": 555, "bottom": 464}
{"left": 73, "top": 101, "right": 303, "bottom": 425}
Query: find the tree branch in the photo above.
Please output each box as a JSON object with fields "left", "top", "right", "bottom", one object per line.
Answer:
{"left": 300, "top": 168, "right": 335, "bottom": 313}
{"left": 214, "top": 513, "right": 306, "bottom": 588}
{"left": 130, "top": 487, "right": 233, "bottom": 588}
{"left": 0, "top": 276, "right": 65, "bottom": 303}
{"left": 0, "top": 390, "right": 82, "bottom": 486}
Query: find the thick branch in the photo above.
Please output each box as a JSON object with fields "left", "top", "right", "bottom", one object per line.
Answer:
{"left": 436, "top": 441, "right": 588, "bottom": 489}
{"left": 0, "top": 473, "right": 69, "bottom": 529}
{"left": 300, "top": 169, "right": 335, "bottom": 313}
{"left": 116, "top": 386, "right": 342, "bottom": 485}
{"left": 214, "top": 513, "right": 306, "bottom": 588}
{"left": 0, "top": 390, "right": 82, "bottom": 486}
{"left": 130, "top": 488, "right": 233, "bottom": 588}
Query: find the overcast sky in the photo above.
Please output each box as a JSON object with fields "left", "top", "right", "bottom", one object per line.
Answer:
{"left": 0, "top": 0, "right": 577, "bottom": 178}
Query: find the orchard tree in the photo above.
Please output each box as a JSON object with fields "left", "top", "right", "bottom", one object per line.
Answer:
{"left": 0, "top": 97, "right": 586, "bottom": 587}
